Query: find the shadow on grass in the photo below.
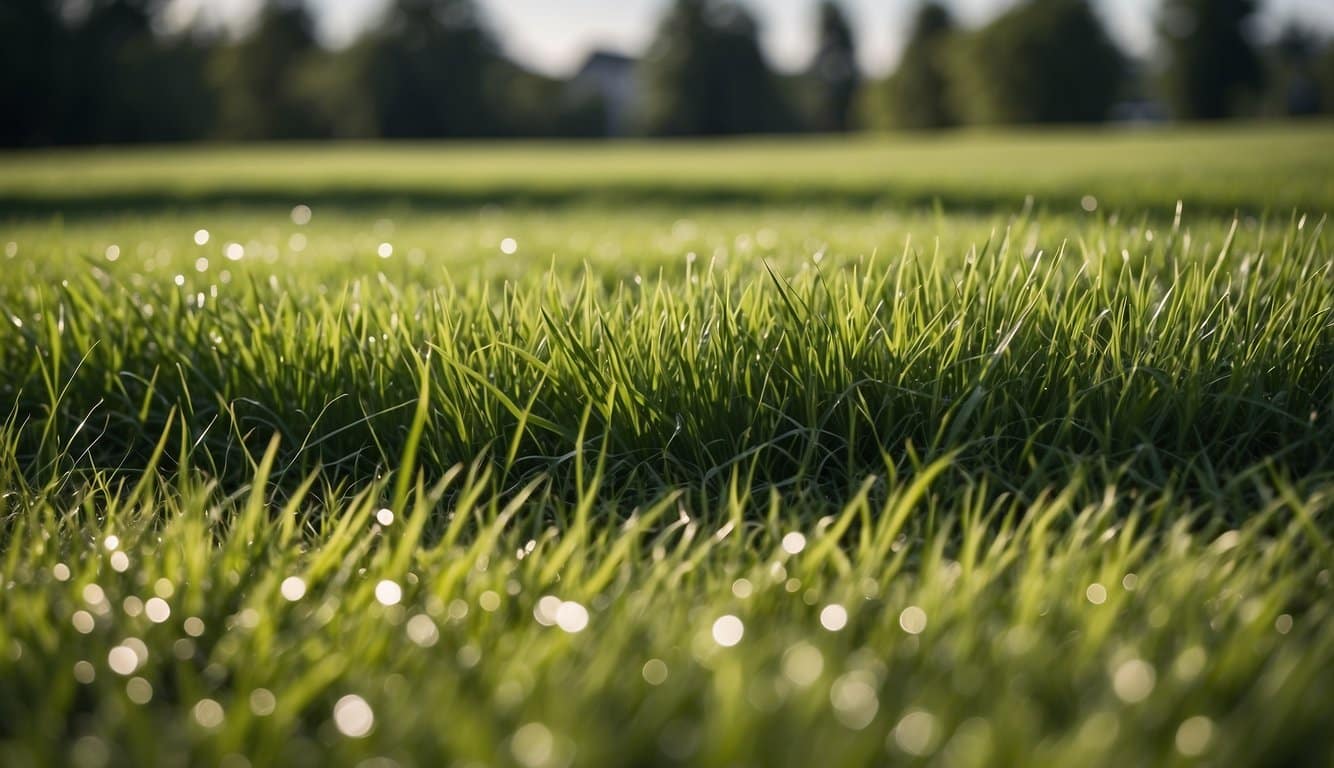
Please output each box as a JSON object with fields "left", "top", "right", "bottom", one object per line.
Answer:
{"left": 0, "top": 182, "right": 1259, "bottom": 222}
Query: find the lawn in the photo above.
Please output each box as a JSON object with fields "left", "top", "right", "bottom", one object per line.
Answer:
{"left": 0, "top": 126, "right": 1331, "bottom": 767}
{"left": 2, "top": 120, "right": 1333, "bottom": 213}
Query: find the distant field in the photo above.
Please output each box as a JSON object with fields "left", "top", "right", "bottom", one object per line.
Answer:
{"left": 1, "top": 128, "right": 1331, "bottom": 767}
{"left": 2, "top": 121, "right": 1333, "bottom": 214}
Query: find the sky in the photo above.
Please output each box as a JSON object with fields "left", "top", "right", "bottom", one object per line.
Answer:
{"left": 188, "top": 0, "right": 1334, "bottom": 78}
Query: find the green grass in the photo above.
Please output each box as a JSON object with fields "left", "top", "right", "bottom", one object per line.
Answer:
{"left": 2, "top": 120, "right": 1333, "bottom": 214}
{"left": 1, "top": 129, "right": 1332, "bottom": 767}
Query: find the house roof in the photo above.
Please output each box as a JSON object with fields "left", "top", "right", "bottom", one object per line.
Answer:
{"left": 574, "top": 50, "right": 637, "bottom": 77}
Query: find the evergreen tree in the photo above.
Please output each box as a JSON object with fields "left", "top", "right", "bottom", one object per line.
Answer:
{"left": 0, "top": 0, "right": 66, "bottom": 145}
{"left": 806, "top": 1, "right": 860, "bottom": 132}
{"left": 21, "top": 0, "right": 214, "bottom": 144}
{"left": 639, "top": 0, "right": 793, "bottom": 136}
{"left": 1266, "top": 26, "right": 1322, "bottom": 116}
{"left": 358, "top": 0, "right": 500, "bottom": 138}
{"left": 884, "top": 2, "right": 956, "bottom": 130}
{"left": 1321, "top": 44, "right": 1334, "bottom": 116}
{"left": 1159, "top": 0, "right": 1263, "bottom": 120}
{"left": 949, "top": 0, "right": 1124, "bottom": 125}
{"left": 210, "top": 0, "right": 323, "bottom": 139}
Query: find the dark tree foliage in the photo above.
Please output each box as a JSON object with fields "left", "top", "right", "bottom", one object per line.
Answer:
{"left": 1262, "top": 25, "right": 1323, "bottom": 116}
{"left": 358, "top": 0, "right": 500, "bottom": 138}
{"left": 639, "top": 0, "right": 794, "bottom": 136}
{"left": 0, "top": 0, "right": 598, "bottom": 145}
{"left": 1159, "top": 0, "right": 1263, "bottom": 120}
{"left": 883, "top": 2, "right": 957, "bottom": 130}
{"left": 0, "top": 0, "right": 67, "bottom": 145}
{"left": 2, "top": 0, "right": 1303, "bottom": 145}
{"left": 1322, "top": 45, "right": 1334, "bottom": 116}
{"left": 949, "top": 0, "right": 1125, "bottom": 125}
{"left": 1, "top": 0, "right": 212, "bottom": 145}
{"left": 805, "top": 1, "right": 860, "bottom": 133}
{"left": 490, "top": 62, "right": 610, "bottom": 138}
{"left": 210, "top": 0, "right": 324, "bottom": 139}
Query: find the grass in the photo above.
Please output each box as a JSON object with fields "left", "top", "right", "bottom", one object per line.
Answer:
{"left": 1, "top": 127, "right": 1332, "bottom": 767}
{"left": 1, "top": 120, "right": 1332, "bottom": 214}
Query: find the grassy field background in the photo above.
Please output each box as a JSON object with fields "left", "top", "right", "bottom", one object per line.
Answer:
{"left": 1, "top": 125, "right": 1331, "bottom": 767}
{"left": 2, "top": 121, "right": 1332, "bottom": 214}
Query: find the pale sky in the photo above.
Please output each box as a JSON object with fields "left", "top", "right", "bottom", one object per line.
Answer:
{"left": 184, "top": 0, "right": 1334, "bottom": 78}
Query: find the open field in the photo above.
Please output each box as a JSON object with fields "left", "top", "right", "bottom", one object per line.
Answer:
{"left": 1, "top": 127, "right": 1332, "bottom": 767}
{"left": 2, "top": 121, "right": 1333, "bottom": 214}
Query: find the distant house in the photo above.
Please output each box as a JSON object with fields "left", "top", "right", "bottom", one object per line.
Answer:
{"left": 566, "top": 51, "right": 639, "bottom": 137}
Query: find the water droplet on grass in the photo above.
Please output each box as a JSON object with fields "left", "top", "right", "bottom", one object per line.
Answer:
{"left": 712, "top": 615, "right": 744, "bottom": 647}
{"left": 333, "top": 695, "right": 373, "bottom": 738}
{"left": 1175, "top": 716, "right": 1214, "bottom": 756}
{"left": 107, "top": 645, "right": 139, "bottom": 676}
{"left": 781, "top": 532, "right": 806, "bottom": 555}
{"left": 193, "top": 698, "right": 225, "bottom": 729}
{"left": 820, "top": 604, "right": 848, "bottom": 632}
{"left": 479, "top": 590, "right": 501, "bottom": 612}
{"left": 511, "top": 722, "right": 553, "bottom": 768}
{"left": 555, "top": 601, "right": 589, "bottom": 634}
{"left": 406, "top": 614, "right": 439, "bottom": 647}
{"left": 782, "top": 642, "right": 823, "bottom": 687}
{"left": 375, "top": 580, "right": 401, "bottom": 607}
{"left": 830, "top": 671, "right": 879, "bottom": 729}
{"left": 892, "top": 710, "right": 939, "bottom": 756}
{"left": 642, "top": 658, "right": 669, "bottom": 685}
{"left": 249, "top": 688, "right": 277, "bottom": 717}
{"left": 899, "top": 606, "right": 927, "bottom": 634}
{"left": 144, "top": 597, "right": 170, "bottom": 624}
{"left": 126, "top": 677, "right": 153, "bottom": 704}
{"left": 1112, "top": 659, "right": 1156, "bottom": 703}
{"left": 281, "top": 576, "right": 306, "bottom": 602}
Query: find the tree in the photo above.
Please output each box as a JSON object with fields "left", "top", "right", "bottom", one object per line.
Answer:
{"left": 883, "top": 2, "right": 956, "bottom": 130}
{"left": 639, "top": 0, "right": 794, "bottom": 136}
{"left": 1321, "top": 44, "right": 1334, "bottom": 116}
{"left": 806, "top": 1, "right": 860, "bottom": 132}
{"left": 8, "top": 0, "right": 215, "bottom": 145}
{"left": 949, "top": 0, "right": 1124, "bottom": 125}
{"left": 356, "top": 0, "right": 501, "bottom": 138}
{"left": 1159, "top": 0, "right": 1263, "bottom": 120}
{"left": 1263, "top": 25, "right": 1321, "bottom": 116}
{"left": 0, "top": 0, "right": 65, "bottom": 145}
{"left": 210, "top": 0, "right": 324, "bottom": 139}
{"left": 303, "top": 0, "right": 605, "bottom": 140}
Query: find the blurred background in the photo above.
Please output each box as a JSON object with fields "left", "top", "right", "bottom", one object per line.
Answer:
{"left": 2, "top": 0, "right": 1333, "bottom": 146}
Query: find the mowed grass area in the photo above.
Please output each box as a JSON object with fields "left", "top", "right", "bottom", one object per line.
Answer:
{"left": 2, "top": 120, "right": 1333, "bottom": 214}
{"left": 1, "top": 128, "right": 1332, "bottom": 767}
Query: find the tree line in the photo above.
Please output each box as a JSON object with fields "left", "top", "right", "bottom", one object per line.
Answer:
{"left": 2, "top": 0, "right": 1333, "bottom": 146}
{"left": 868, "top": 0, "right": 1334, "bottom": 130}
